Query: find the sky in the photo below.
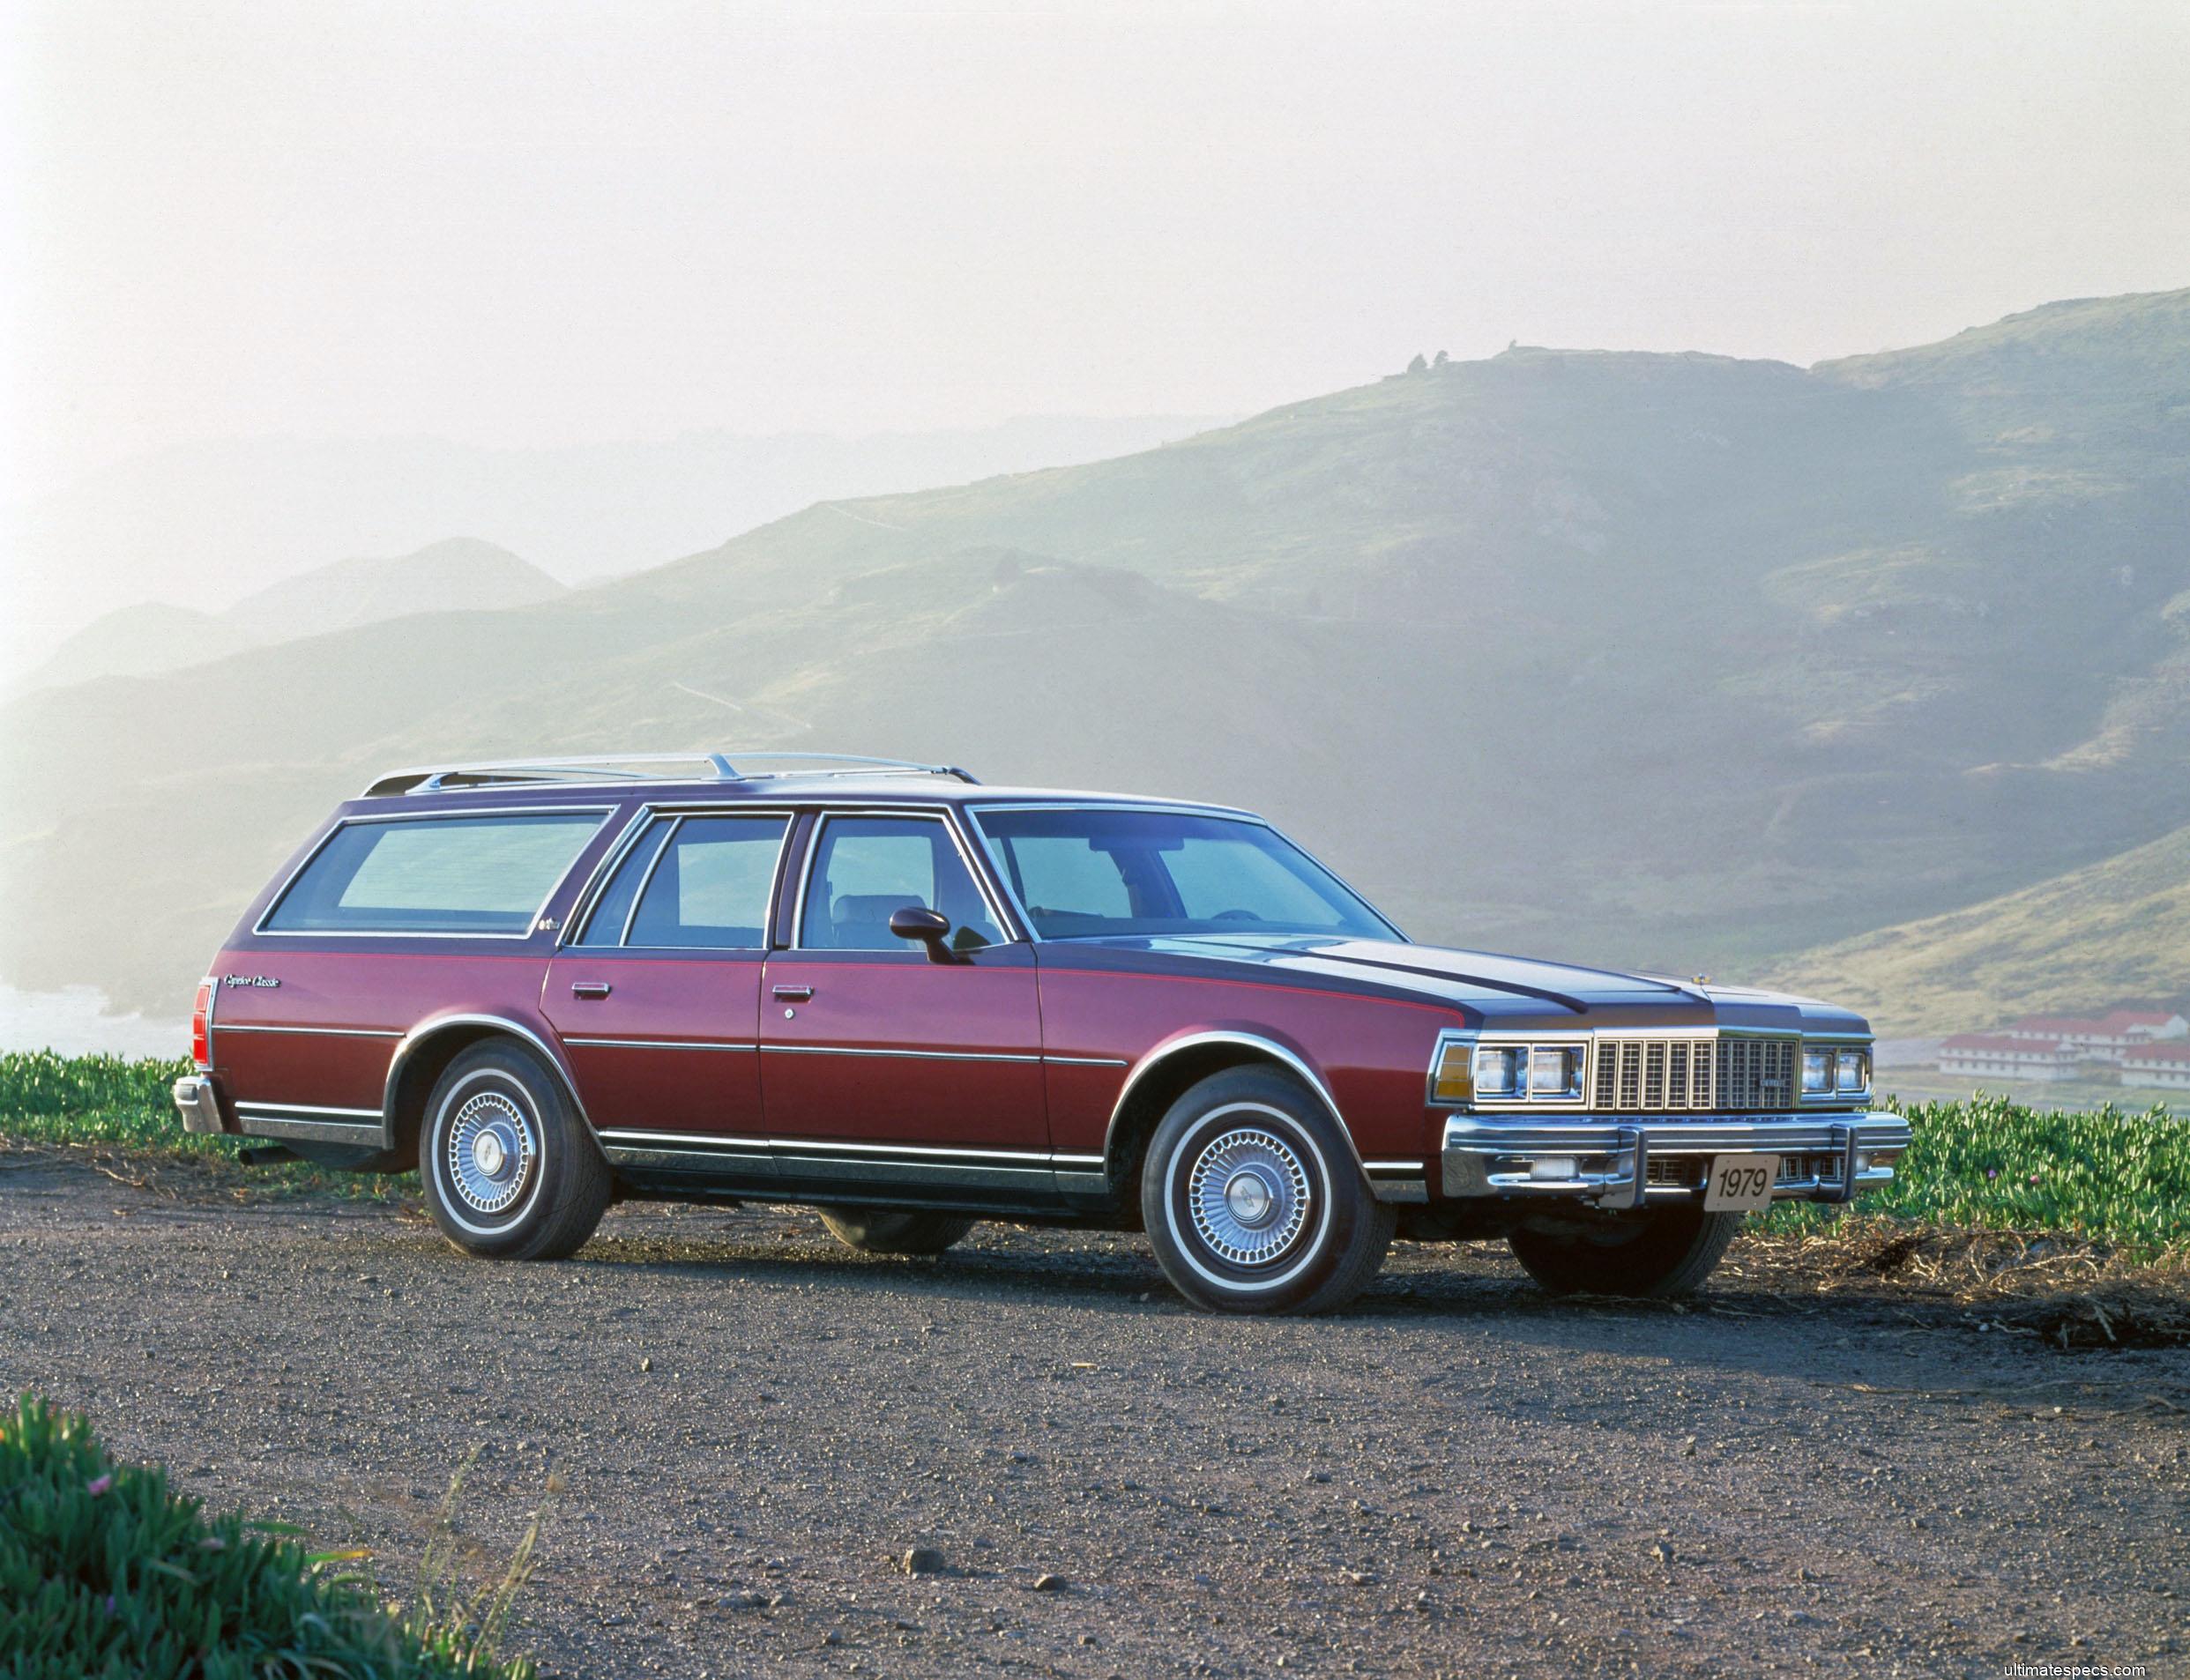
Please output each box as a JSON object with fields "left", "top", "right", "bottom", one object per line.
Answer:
{"left": 4, "top": 0, "right": 2186, "bottom": 501}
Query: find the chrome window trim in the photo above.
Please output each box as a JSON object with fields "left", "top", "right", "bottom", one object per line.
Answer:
{"left": 788, "top": 807, "right": 1020, "bottom": 951}
{"left": 963, "top": 800, "right": 1404, "bottom": 945}
{"left": 1101, "top": 1030, "right": 1367, "bottom": 1174}
{"left": 254, "top": 805, "right": 616, "bottom": 941}
{"left": 564, "top": 806, "right": 806, "bottom": 955}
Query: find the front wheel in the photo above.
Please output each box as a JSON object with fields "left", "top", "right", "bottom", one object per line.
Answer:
{"left": 1508, "top": 1206, "right": 1742, "bottom": 1297}
{"left": 419, "top": 1041, "right": 612, "bottom": 1260}
{"left": 1141, "top": 1067, "right": 1395, "bottom": 1314}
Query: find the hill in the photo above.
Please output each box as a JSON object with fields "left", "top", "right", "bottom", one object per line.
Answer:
{"left": 1771, "top": 821, "right": 2190, "bottom": 1035}
{"left": 12, "top": 539, "right": 565, "bottom": 692}
{"left": 3, "top": 290, "right": 2187, "bottom": 1029}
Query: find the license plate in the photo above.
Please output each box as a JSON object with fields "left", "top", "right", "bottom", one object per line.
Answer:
{"left": 1703, "top": 1153, "right": 1779, "bottom": 1213}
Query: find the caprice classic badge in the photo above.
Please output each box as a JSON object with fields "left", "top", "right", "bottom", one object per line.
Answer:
{"left": 172, "top": 752, "right": 1909, "bottom": 1313}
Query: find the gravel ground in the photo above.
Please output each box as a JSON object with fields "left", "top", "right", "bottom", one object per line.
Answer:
{"left": 4, "top": 1153, "right": 2186, "bottom": 1678}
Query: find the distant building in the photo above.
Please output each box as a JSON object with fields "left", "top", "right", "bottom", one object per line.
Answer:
{"left": 1939, "top": 1033, "right": 2082, "bottom": 1082}
{"left": 2007, "top": 1010, "right": 2189, "bottom": 1058}
{"left": 2117, "top": 1042, "right": 2190, "bottom": 1092}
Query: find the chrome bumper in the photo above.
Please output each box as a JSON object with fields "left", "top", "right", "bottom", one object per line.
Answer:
{"left": 1440, "top": 1109, "right": 1910, "bottom": 1208}
{"left": 173, "top": 1074, "right": 226, "bottom": 1135}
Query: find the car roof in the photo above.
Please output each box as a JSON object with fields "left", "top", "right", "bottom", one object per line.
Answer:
{"left": 342, "top": 776, "right": 1261, "bottom": 820}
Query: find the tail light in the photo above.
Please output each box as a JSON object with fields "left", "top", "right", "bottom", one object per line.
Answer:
{"left": 190, "top": 978, "right": 215, "bottom": 1068}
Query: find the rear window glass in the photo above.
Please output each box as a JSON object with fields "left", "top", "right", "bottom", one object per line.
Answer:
{"left": 264, "top": 814, "right": 605, "bottom": 935}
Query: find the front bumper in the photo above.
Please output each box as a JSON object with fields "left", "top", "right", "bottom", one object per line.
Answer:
{"left": 173, "top": 1074, "right": 227, "bottom": 1135}
{"left": 1440, "top": 1109, "right": 1910, "bottom": 1208}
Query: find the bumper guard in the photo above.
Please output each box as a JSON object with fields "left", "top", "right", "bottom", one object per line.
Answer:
{"left": 173, "top": 1074, "right": 227, "bottom": 1136}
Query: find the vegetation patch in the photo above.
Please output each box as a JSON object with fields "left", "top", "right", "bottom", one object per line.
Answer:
{"left": 0, "top": 1394, "right": 536, "bottom": 1679}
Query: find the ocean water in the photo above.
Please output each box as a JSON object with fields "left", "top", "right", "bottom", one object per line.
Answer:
{"left": 0, "top": 984, "right": 189, "bottom": 1059}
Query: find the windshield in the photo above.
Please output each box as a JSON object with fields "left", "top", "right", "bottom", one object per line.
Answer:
{"left": 973, "top": 807, "right": 1398, "bottom": 941}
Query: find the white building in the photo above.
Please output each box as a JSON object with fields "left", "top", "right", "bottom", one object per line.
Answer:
{"left": 1938, "top": 1033, "right": 2082, "bottom": 1082}
{"left": 2116, "top": 1042, "right": 2190, "bottom": 1093}
{"left": 2008, "top": 1011, "right": 2189, "bottom": 1059}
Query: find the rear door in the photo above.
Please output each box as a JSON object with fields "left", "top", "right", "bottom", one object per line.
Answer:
{"left": 759, "top": 810, "right": 1047, "bottom": 1188}
{"left": 542, "top": 809, "right": 792, "bottom": 1173}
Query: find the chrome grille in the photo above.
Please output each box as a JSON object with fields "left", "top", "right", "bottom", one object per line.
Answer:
{"left": 1591, "top": 1036, "right": 1798, "bottom": 1113}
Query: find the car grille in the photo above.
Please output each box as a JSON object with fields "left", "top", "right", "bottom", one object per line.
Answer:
{"left": 1592, "top": 1036, "right": 1799, "bottom": 1113}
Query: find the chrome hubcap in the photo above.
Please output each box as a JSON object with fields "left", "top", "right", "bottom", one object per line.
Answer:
{"left": 1188, "top": 1126, "right": 1311, "bottom": 1267}
{"left": 446, "top": 1091, "right": 537, "bottom": 1217}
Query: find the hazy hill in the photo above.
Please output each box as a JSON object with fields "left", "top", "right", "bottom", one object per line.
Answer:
{"left": 1772, "top": 820, "right": 2190, "bottom": 1034}
{"left": 0, "top": 415, "right": 1228, "bottom": 680}
{"left": 3, "top": 289, "right": 2186, "bottom": 1032}
{"left": 14, "top": 539, "right": 565, "bottom": 691}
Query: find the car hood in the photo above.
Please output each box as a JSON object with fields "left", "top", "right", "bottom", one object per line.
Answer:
{"left": 1055, "top": 933, "right": 1869, "bottom": 1035}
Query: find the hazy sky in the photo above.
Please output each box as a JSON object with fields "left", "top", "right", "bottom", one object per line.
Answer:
{"left": 4, "top": 0, "right": 2186, "bottom": 500}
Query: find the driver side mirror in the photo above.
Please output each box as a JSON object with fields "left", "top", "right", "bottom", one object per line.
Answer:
{"left": 888, "top": 905, "right": 961, "bottom": 963}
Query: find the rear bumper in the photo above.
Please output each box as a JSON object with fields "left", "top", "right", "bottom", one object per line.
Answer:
{"left": 173, "top": 1074, "right": 227, "bottom": 1135}
{"left": 1440, "top": 1109, "right": 1910, "bottom": 1208}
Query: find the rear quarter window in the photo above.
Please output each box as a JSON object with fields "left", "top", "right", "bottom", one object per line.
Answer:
{"left": 263, "top": 813, "right": 606, "bottom": 935}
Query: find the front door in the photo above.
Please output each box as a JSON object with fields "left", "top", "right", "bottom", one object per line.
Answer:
{"left": 542, "top": 810, "right": 792, "bottom": 1178}
{"left": 759, "top": 812, "right": 1047, "bottom": 1193}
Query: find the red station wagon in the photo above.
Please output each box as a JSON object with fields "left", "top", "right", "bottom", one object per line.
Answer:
{"left": 172, "top": 753, "right": 1911, "bottom": 1312}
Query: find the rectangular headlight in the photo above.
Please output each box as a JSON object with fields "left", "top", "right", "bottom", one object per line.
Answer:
{"left": 1802, "top": 1048, "right": 1834, "bottom": 1094}
{"left": 1526, "top": 1046, "right": 1581, "bottom": 1098}
{"left": 1836, "top": 1049, "right": 1871, "bottom": 1094}
{"left": 1472, "top": 1046, "right": 1518, "bottom": 1096}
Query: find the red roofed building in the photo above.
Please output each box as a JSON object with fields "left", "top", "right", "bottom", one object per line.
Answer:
{"left": 1939, "top": 1033, "right": 2082, "bottom": 1082}
{"left": 2117, "top": 1042, "right": 2190, "bottom": 1093}
{"left": 2006, "top": 1011, "right": 2188, "bottom": 1058}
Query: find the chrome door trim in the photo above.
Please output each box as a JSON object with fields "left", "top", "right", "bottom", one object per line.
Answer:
{"left": 214, "top": 1022, "right": 404, "bottom": 1040}
{"left": 562, "top": 1037, "right": 758, "bottom": 1052}
{"left": 756, "top": 1044, "right": 1043, "bottom": 1065}
{"left": 1041, "top": 1053, "right": 1130, "bottom": 1067}
{"left": 1101, "top": 1030, "right": 1367, "bottom": 1174}
{"left": 234, "top": 1099, "right": 385, "bottom": 1120}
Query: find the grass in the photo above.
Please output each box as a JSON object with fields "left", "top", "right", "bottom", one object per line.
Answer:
{"left": 0, "top": 1051, "right": 410, "bottom": 1198}
{"left": 4, "top": 1054, "right": 2185, "bottom": 1254}
{"left": 0, "top": 1394, "right": 539, "bottom": 1679}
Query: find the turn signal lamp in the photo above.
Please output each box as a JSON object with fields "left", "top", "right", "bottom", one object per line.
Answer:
{"left": 1432, "top": 1039, "right": 1475, "bottom": 1103}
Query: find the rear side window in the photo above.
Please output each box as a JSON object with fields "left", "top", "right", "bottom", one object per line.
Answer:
{"left": 625, "top": 815, "right": 789, "bottom": 948}
{"left": 264, "top": 814, "right": 605, "bottom": 935}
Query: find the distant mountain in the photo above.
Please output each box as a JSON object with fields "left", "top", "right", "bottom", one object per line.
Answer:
{"left": 0, "top": 415, "right": 1231, "bottom": 680}
{"left": 1772, "top": 820, "right": 2190, "bottom": 1035}
{"left": 2, "top": 290, "right": 2186, "bottom": 1030}
{"left": 15, "top": 539, "right": 564, "bottom": 692}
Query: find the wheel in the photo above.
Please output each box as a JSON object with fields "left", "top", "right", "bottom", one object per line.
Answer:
{"left": 1508, "top": 1207, "right": 1742, "bottom": 1298}
{"left": 418, "top": 1041, "right": 612, "bottom": 1260}
{"left": 817, "top": 1207, "right": 977, "bottom": 1256}
{"left": 1140, "top": 1067, "right": 1396, "bottom": 1314}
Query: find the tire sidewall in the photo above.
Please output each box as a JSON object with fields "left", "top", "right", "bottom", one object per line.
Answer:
{"left": 420, "top": 1044, "right": 575, "bottom": 1256}
{"left": 1142, "top": 1071, "right": 1367, "bottom": 1312}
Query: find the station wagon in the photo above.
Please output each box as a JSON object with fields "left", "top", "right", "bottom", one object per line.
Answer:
{"left": 173, "top": 753, "right": 1911, "bottom": 1312}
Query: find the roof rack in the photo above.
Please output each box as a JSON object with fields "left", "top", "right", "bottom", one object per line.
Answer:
{"left": 362, "top": 752, "right": 981, "bottom": 798}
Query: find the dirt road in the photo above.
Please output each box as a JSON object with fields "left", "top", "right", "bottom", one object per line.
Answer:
{"left": 4, "top": 1155, "right": 2185, "bottom": 1677}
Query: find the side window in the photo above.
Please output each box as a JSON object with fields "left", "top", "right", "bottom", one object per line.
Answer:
{"left": 624, "top": 815, "right": 789, "bottom": 948}
{"left": 799, "top": 816, "right": 1002, "bottom": 952}
{"left": 264, "top": 813, "right": 605, "bottom": 935}
{"left": 572, "top": 819, "right": 672, "bottom": 946}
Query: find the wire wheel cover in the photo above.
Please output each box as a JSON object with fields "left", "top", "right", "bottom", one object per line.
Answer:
{"left": 1187, "top": 1125, "right": 1314, "bottom": 1267}
{"left": 445, "top": 1089, "right": 538, "bottom": 1217}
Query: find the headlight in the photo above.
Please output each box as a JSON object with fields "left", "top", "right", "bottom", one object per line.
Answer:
{"left": 1802, "top": 1048, "right": 1834, "bottom": 1094}
{"left": 1472, "top": 1046, "right": 1519, "bottom": 1096}
{"left": 1526, "top": 1045, "right": 1582, "bottom": 1098}
{"left": 1835, "top": 1049, "right": 1871, "bottom": 1095}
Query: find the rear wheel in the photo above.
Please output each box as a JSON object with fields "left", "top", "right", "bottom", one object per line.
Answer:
{"left": 817, "top": 1208, "right": 976, "bottom": 1256}
{"left": 1508, "top": 1207, "right": 1742, "bottom": 1297}
{"left": 419, "top": 1041, "right": 611, "bottom": 1260}
{"left": 1141, "top": 1067, "right": 1395, "bottom": 1314}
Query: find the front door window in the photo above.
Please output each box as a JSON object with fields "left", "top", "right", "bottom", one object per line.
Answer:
{"left": 797, "top": 815, "right": 1002, "bottom": 953}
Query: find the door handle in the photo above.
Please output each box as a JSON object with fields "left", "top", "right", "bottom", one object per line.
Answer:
{"left": 771, "top": 984, "right": 813, "bottom": 1002}
{"left": 570, "top": 981, "right": 613, "bottom": 1000}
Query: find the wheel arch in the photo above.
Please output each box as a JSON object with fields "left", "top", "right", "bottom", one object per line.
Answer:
{"left": 381, "top": 1014, "right": 591, "bottom": 1159}
{"left": 1101, "top": 1030, "right": 1362, "bottom": 1197}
